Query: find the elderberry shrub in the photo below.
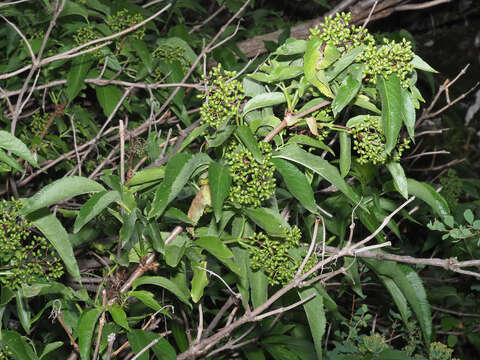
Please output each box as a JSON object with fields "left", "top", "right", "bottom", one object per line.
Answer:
{"left": 225, "top": 141, "right": 276, "bottom": 207}
{"left": 0, "top": 200, "right": 63, "bottom": 290}
{"left": 248, "top": 227, "right": 315, "bottom": 285}
{"left": 199, "top": 65, "right": 244, "bottom": 129}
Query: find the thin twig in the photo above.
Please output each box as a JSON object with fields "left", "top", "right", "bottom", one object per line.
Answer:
{"left": 395, "top": 0, "right": 452, "bottom": 11}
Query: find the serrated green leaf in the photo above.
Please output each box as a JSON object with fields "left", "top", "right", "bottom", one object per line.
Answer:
{"left": 191, "top": 261, "right": 209, "bottom": 303}
{"left": 339, "top": 132, "right": 351, "bottom": 178}
{"left": 407, "top": 179, "right": 450, "bottom": 220}
{"left": 130, "top": 290, "right": 163, "bottom": 311}
{"left": 411, "top": 54, "right": 438, "bottom": 73}
{"left": 208, "top": 162, "right": 232, "bottom": 222}
{"left": 27, "top": 209, "right": 81, "bottom": 282}
{"left": 332, "top": 75, "right": 360, "bottom": 116}
{"left": 195, "top": 237, "right": 233, "bottom": 259}
{"left": 0, "top": 330, "right": 38, "bottom": 360}
{"left": 133, "top": 276, "right": 191, "bottom": 307}
{"left": 74, "top": 190, "right": 120, "bottom": 233}
{"left": 96, "top": 85, "right": 123, "bottom": 117}
{"left": 364, "top": 259, "right": 432, "bottom": 344}
{"left": 271, "top": 158, "right": 317, "bottom": 214}
{"left": 108, "top": 304, "right": 130, "bottom": 330}
{"left": 236, "top": 126, "right": 264, "bottom": 163}
{"left": 0, "top": 130, "right": 37, "bottom": 167}
{"left": 298, "top": 287, "right": 325, "bottom": 359}
{"left": 386, "top": 162, "right": 408, "bottom": 199}
{"left": 304, "top": 38, "right": 333, "bottom": 98}
{"left": 273, "top": 144, "right": 361, "bottom": 205}
{"left": 67, "top": 55, "right": 93, "bottom": 102}
{"left": 130, "top": 38, "right": 153, "bottom": 73}
{"left": 325, "top": 45, "right": 364, "bottom": 81}
{"left": 0, "top": 147, "right": 23, "bottom": 171}
{"left": 377, "top": 74, "right": 403, "bottom": 154}
{"left": 149, "top": 153, "right": 211, "bottom": 218}
{"left": 244, "top": 207, "right": 290, "bottom": 237}
{"left": 21, "top": 176, "right": 104, "bottom": 215}
{"left": 274, "top": 38, "right": 307, "bottom": 56}
{"left": 78, "top": 308, "right": 102, "bottom": 360}
{"left": 401, "top": 87, "right": 416, "bottom": 140}
{"left": 242, "top": 92, "right": 286, "bottom": 115}
{"left": 128, "top": 329, "right": 176, "bottom": 360}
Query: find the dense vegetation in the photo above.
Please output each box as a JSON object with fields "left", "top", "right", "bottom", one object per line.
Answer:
{"left": 0, "top": 0, "right": 479, "bottom": 359}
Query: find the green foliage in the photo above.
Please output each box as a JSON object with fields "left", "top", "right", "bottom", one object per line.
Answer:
{"left": 0, "top": 1, "right": 476, "bottom": 359}
{"left": 0, "top": 199, "right": 63, "bottom": 290}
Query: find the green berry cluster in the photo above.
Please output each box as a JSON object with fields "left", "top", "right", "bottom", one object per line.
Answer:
{"left": 309, "top": 12, "right": 375, "bottom": 50}
{"left": 30, "top": 111, "right": 50, "bottom": 136}
{"left": 73, "top": 25, "right": 103, "bottom": 59}
{"left": 225, "top": 141, "right": 276, "bottom": 207}
{"left": 359, "top": 38, "right": 414, "bottom": 86}
{"left": 309, "top": 12, "right": 414, "bottom": 87}
{"left": 199, "top": 64, "right": 244, "bottom": 128}
{"left": 153, "top": 44, "right": 189, "bottom": 75}
{"left": 248, "top": 226, "right": 314, "bottom": 285}
{"left": 0, "top": 346, "right": 12, "bottom": 360}
{"left": 0, "top": 199, "right": 63, "bottom": 290}
{"left": 107, "top": 9, "right": 145, "bottom": 40}
{"left": 350, "top": 115, "right": 410, "bottom": 165}
{"left": 429, "top": 342, "right": 456, "bottom": 360}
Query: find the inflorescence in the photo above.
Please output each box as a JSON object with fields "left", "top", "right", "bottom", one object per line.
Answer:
{"left": 310, "top": 12, "right": 414, "bottom": 86}
{"left": 350, "top": 115, "right": 410, "bottom": 165}
{"left": 248, "top": 226, "right": 315, "bottom": 285}
{"left": 199, "top": 65, "right": 244, "bottom": 129}
{"left": 225, "top": 141, "right": 276, "bottom": 207}
{"left": 0, "top": 199, "right": 63, "bottom": 290}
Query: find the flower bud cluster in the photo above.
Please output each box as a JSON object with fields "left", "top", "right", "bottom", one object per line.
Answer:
{"left": 309, "top": 12, "right": 414, "bottom": 87}
{"left": 0, "top": 199, "right": 64, "bottom": 290}
{"left": 359, "top": 38, "right": 414, "bottom": 86}
{"left": 107, "top": 9, "right": 145, "bottom": 40}
{"left": 350, "top": 115, "right": 410, "bottom": 165}
{"left": 153, "top": 44, "right": 189, "bottom": 77}
{"left": 248, "top": 226, "right": 314, "bottom": 285}
{"left": 225, "top": 141, "right": 276, "bottom": 207}
{"left": 309, "top": 12, "right": 375, "bottom": 50}
{"left": 0, "top": 346, "right": 13, "bottom": 360}
{"left": 73, "top": 25, "right": 104, "bottom": 59}
{"left": 31, "top": 111, "right": 50, "bottom": 136}
{"left": 199, "top": 64, "right": 244, "bottom": 129}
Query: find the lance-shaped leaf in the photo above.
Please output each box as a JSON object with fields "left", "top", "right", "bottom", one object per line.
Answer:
{"left": 191, "top": 261, "right": 209, "bottom": 303}
{"left": 208, "top": 162, "right": 232, "bottom": 222}
{"left": 339, "top": 132, "right": 351, "bottom": 178}
{"left": 332, "top": 75, "right": 360, "bottom": 116}
{"left": 149, "top": 153, "right": 211, "bottom": 218}
{"left": 271, "top": 158, "right": 317, "bottom": 214}
{"left": 74, "top": 190, "right": 121, "bottom": 233}
{"left": 364, "top": 259, "right": 432, "bottom": 345}
{"left": 401, "top": 86, "right": 416, "bottom": 140}
{"left": 78, "top": 308, "right": 102, "bottom": 360}
{"left": 242, "top": 92, "right": 286, "bottom": 115}
{"left": 407, "top": 179, "right": 450, "bottom": 220}
{"left": 128, "top": 329, "right": 176, "bottom": 360}
{"left": 304, "top": 37, "right": 334, "bottom": 98}
{"left": 236, "top": 126, "right": 263, "bottom": 163}
{"left": 273, "top": 144, "right": 361, "bottom": 205}
{"left": 386, "top": 162, "right": 408, "bottom": 199}
{"left": 0, "top": 147, "right": 23, "bottom": 171}
{"left": 0, "top": 130, "right": 38, "bottom": 167}
{"left": 377, "top": 74, "right": 403, "bottom": 154}
{"left": 133, "top": 276, "right": 191, "bottom": 307}
{"left": 27, "top": 209, "right": 81, "bottom": 281}
{"left": 298, "top": 287, "right": 325, "bottom": 360}
{"left": 244, "top": 207, "right": 290, "bottom": 237}
{"left": 0, "top": 330, "right": 38, "bottom": 360}
{"left": 20, "top": 176, "right": 105, "bottom": 215}
{"left": 67, "top": 55, "right": 93, "bottom": 102}
{"left": 325, "top": 45, "right": 364, "bottom": 81}
{"left": 411, "top": 54, "right": 438, "bottom": 73}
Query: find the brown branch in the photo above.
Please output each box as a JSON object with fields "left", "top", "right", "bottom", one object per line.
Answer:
{"left": 395, "top": 0, "right": 453, "bottom": 11}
